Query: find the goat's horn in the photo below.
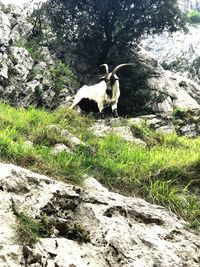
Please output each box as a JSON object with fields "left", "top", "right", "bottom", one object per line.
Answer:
{"left": 111, "top": 63, "right": 133, "bottom": 76}
{"left": 100, "top": 64, "right": 109, "bottom": 78}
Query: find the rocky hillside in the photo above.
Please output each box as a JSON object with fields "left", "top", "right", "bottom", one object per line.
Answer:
{"left": 0, "top": 3, "right": 200, "bottom": 267}
{"left": 126, "top": 46, "right": 200, "bottom": 113}
{"left": 0, "top": 3, "right": 200, "bottom": 115}
{"left": 0, "top": 3, "right": 78, "bottom": 109}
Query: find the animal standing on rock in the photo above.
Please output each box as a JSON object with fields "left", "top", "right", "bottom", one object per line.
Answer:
{"left": 69, "top": 64, "right": 132, "bottom": 118}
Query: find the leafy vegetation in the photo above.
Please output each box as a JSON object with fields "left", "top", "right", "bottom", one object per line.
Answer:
{"left": 0, "top": 102, "right": 199, "bottom": 230}
{"left": 187, "top": 9, "right": 200, "bottom": 24}
{"left": 49, "top": 60, "right": 79, "bottom": 95}
{"left": 24, "top": 40, "right": 46, "bottom": 63}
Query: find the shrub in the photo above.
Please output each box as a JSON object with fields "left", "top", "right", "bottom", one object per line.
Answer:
{"left": 187, "top": 9, "right": 200, "bottom": 24}
{"left": 49, "top": 60, "right": 79, "bottom": 95}
{"left": 25, "top": 40, "right": 46, "bottom": 62}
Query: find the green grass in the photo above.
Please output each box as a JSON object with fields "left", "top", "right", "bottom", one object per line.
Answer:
{"left": 11, "top": 198, "right": 54, "bottom": 244}
{"left": 12, "top": 199, "right": 42, "bottom": 244}
{"left": 0, "top": 102, "right": 200, "bottom": 230}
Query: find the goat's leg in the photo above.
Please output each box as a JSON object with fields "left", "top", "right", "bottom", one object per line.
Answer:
{"left": 98, "top": 102, "right": 105, "bottom": 119}
{"left": 111, "top": 102, "right": 118, "bottom": 118}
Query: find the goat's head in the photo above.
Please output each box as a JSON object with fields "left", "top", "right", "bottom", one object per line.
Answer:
{"left": 100, "top": 63, "right": 132, "bottom": 91}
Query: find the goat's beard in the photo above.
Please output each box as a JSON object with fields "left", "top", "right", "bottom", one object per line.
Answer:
{"left": 106, "top": 89, "right": 113, "bottom": 98}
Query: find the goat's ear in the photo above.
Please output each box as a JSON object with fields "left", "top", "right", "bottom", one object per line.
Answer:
{"left": 111, "top": 74, "right": 119, "bottom": 80}
{"left": 99, "top": 76, "right": 106, "bottom": 81}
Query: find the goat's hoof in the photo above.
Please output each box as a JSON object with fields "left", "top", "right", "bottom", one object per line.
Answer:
{"left": 100, "top": 113, "right": 105, "bottom": 119}
{"left": 113, "top": 109, "right": 118, "bottom": 118}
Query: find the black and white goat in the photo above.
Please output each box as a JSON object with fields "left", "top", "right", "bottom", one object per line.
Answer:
{"left": 69, "top": 64, "right": 132, "bottom": 118}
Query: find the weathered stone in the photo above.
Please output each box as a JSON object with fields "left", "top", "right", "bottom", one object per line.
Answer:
{"left": 0, "top": 10, "right": 11, "bottom": 46}
{"left": 179, "top": 123, "right": 198, "bottom": 137}
{"left": 1, "top": 163, "right": 200, "bottom": 267}
{"left": 143, "top": 25, "right": 200, "bottom": 84}
{"left": 0, "top": 245, "right": 23, "bottom": 267}
{"left": 90, "top": 120, "right": 147, "bottom": 145}
{"left": 8, "top": 47, "right": 34, "bottom": 81}
{"left": 128, "top": 112, "right": 199, "bottom": 137}
{"left": 156, "top": 124, "right": 175, "bottom": 134}
{"left": 0, "top": 61, "right": 9, "bottom": 79}
{"left": 0, "top": 7, "right": 74, "bottom": 110}
{"left": 61, "top": 130, "right": 86, "bottom": 146}
{"left": 51, "top": 143, "right": 71, "bottom": 155}
{"left": 135, "top": 46, "right": 200, "bottom": 112}
{"left": 23, "top": 140, "right": 34, "bottom": 148}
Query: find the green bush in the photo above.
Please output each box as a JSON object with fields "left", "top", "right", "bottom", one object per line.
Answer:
{"left": 187, "top": 9, "right": 200, "bottom": 24}
{"left": 15, "top": 39, "right": 45, "bottom": 63}
{"left": 49, "top": 60, "right": 79, "bottom": 95}
{"left": 25, "top": 40, "right": 46, "bottom": 62}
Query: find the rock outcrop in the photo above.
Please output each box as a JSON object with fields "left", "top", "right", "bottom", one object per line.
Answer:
{"left": 133, "top": 46, "right": 200, "bottom": 113}
{"left": 0, "top": 162, "right": 200, "bottom": 267}
{"left": 89, "top": 108, "right": 200, "bottom": 144}
{"left": 143, "top": 25, "right": 200, "bottom": 84}
{"left": 0, "top": 4, "right": 74, "bottom": 109}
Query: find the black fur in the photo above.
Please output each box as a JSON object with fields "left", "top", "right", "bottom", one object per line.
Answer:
{"left": 106, "top": 89, "right": 113, "bottom": 98}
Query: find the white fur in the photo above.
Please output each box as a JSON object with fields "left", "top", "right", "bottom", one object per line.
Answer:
{"left": 70, "top": 76, "right": 120, "bottom": 114}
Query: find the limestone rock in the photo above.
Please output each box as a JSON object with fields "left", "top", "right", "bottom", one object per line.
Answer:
{"left": 8, "top": 46, "right": 34, "bottom": 81}
{"left": 0, "top": 163, "right": 200, "bottom": 267}
{"left": 61, "top": 129, "right": 86, "bottom": 147}
{"left": 135, "top": 46, "right": 200, "bottom": 113}
{"left": 51, "top": 143, "right": 71, "bottom": 155}
{"left": 0, "top": 10, "right": 11, "bottom": 46}
{"left": 128, "top": 110, "right": 200, "bottom": 137}
{"left": 179, "top": 123, "right": 198, "bottom": 137}
{"left": 0, "top": 5, "right": 72, "bottom": 110}
{"left": 143, "top": 25, "right": 200, "bottom": 84}
{"left": 90, "top": 119, "right": 147, "bottom": 146}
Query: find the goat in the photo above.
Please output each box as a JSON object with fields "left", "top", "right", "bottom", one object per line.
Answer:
{"left": 69, "top": 63, "right": 132, "bottom": 118}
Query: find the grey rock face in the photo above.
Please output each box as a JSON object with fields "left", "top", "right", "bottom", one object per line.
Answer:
{"left": 0, "top": 5, "right": 72, "bottom": 109}
{"left": 0, "top": 10, "right": 11, "bottom": 46}
{"left": 0, "top": 163, "right": 200, "bottom": 267}
{"left": 8, "top": 46, "right": 34, "bottom": 80}
{"left": 135, "top": 47, "right": 200, "bottom": 112}
{"left": 143, "top": 25, "right": 200, "bottom": 84}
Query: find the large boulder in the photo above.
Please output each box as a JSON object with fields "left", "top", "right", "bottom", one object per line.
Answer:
{"left": 134, "top": 46, "right": 200, "bottom": 113}
{"left": 0, "top": 162, "right": 200, "bottom": 267}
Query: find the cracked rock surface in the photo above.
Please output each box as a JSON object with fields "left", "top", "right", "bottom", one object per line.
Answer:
{"left": 0, "top": 162, "right": 200, "bottom": 267}
{"left": 143, "top": 25, "right": 200, "bottom": 84}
